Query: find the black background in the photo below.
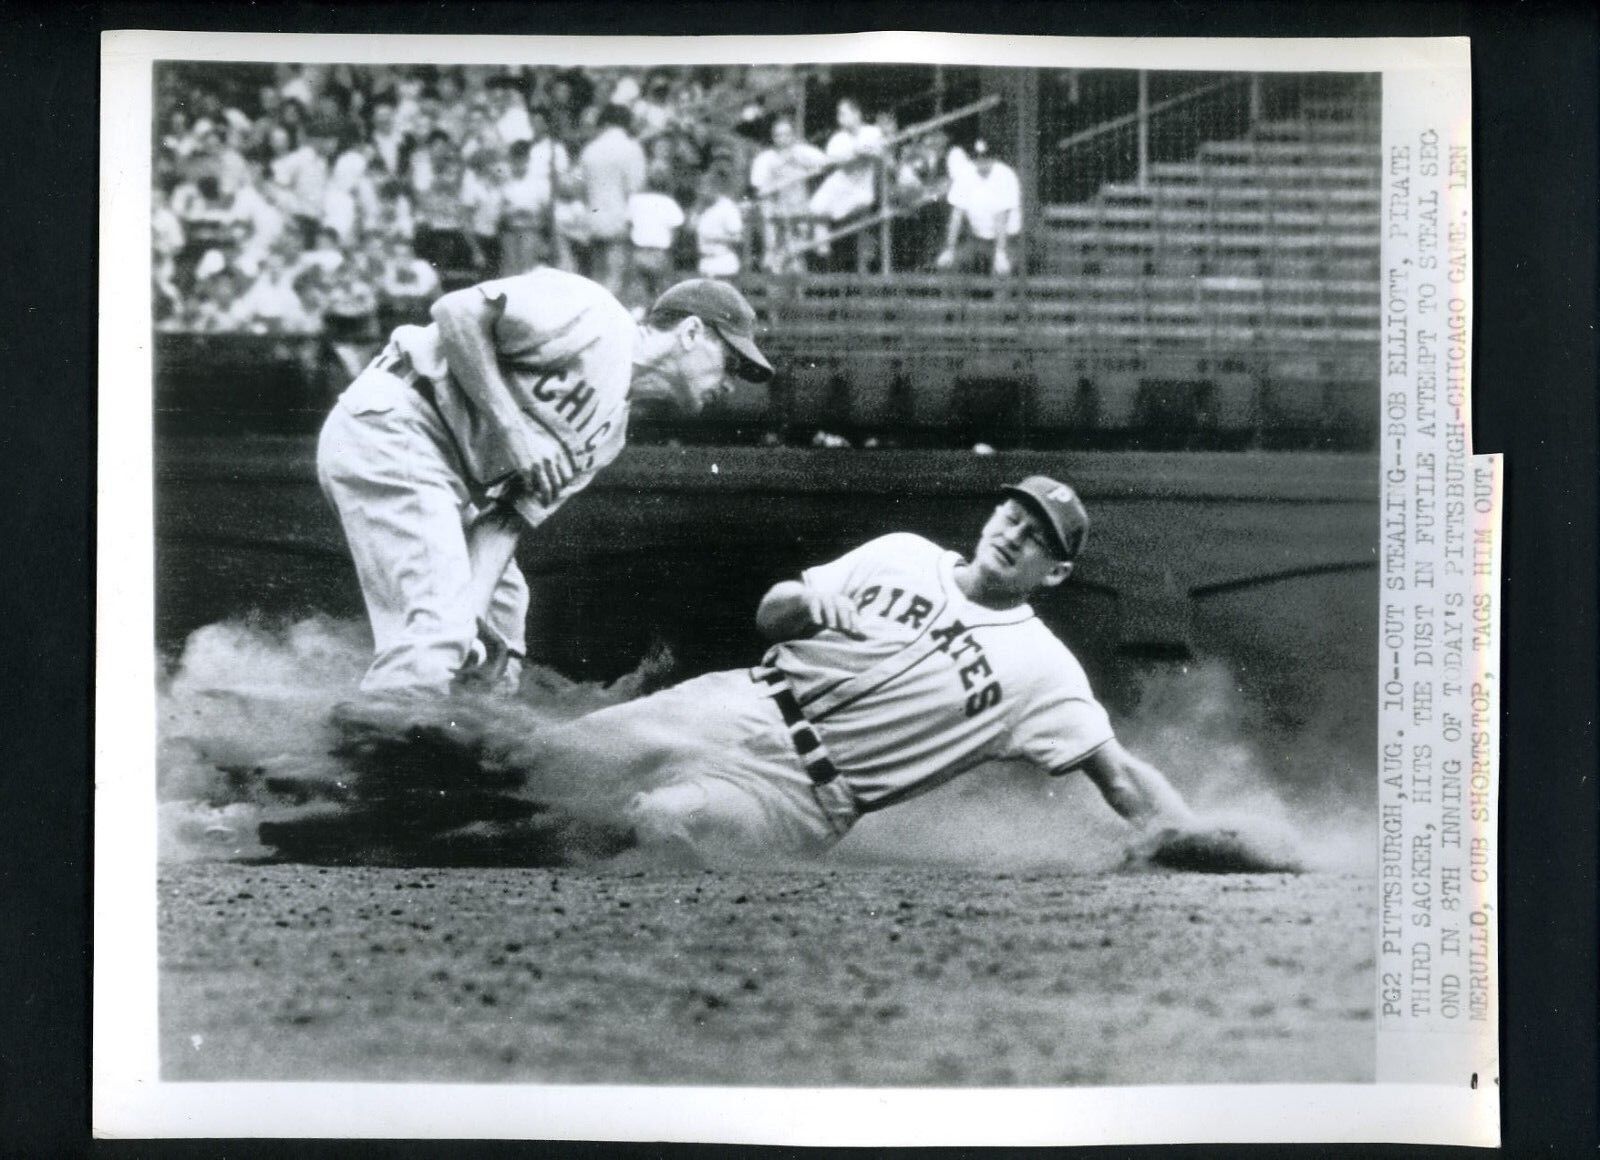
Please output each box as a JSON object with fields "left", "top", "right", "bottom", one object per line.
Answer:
{"left": 2, "top": 1, "right": 1594, "bottom": 1155}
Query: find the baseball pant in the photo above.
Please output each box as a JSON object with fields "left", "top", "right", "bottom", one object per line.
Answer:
{"left": 317, "top": 366, "right": 529, "bottom": 695}
{"left": 535, "top": 669, "right": 861, "bottom": 863}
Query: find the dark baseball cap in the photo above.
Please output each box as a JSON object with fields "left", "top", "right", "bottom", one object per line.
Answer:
{"left": 650, "top": 279, "right": 773, "bottom": 383}
{"left": 1002, "top": 475, "right": 1090, "bottom": 559}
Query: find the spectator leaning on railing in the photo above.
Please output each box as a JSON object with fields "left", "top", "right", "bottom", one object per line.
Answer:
{"left": 808, "top": 97, "right": 886, "bottom": 270}
{"left": 936, "top": 138, "right": 1022, "bottom": 276}
{"left": 749, "top": 116, "right": 826, "bottom": 274}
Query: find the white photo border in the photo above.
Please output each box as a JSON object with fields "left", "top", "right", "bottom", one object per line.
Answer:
{"left": 96, "top": 30, "right": 1492, "bottom": 1146}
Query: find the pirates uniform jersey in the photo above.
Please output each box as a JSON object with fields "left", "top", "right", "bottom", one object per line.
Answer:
{"left": 764, "top": 533, "right": 1114, "bottom": 811}
{"left": 385, "top": 266, "right": 633, "bottom": 528}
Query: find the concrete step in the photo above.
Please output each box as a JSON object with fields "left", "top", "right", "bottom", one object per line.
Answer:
{"left": 1202, "top": 140, "right": 1380, "bottom": 165}
{"left": 1146, "top": 161, "right": 1380, "bottom": 187}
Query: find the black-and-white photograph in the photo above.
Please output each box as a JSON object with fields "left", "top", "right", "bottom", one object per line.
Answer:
{"left": 95, "top": 32, "right": 1492, "bottom": 1146}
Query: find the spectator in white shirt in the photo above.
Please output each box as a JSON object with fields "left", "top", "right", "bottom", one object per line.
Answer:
{"left": 578, "top": 102, "right": 647, "bottom": 296}
{"left": 630, "top": 74, "right": 675, "bottom": 139}
{"left": 693, "top": 168, "right": 745, "bottom": 279}
{"left": 274, "top": 122, "right": 339, "bottom": 246}
{"left": 370, "top": 178, "right": 416, "bottom": 243}
{"left": 297, "top": 225, "right": 346, "bottom": 278}
{"left": 379, "top": 235, "right": 441, "bottom": 305}
{"left": 368, "top": 98, "right": 412, "bottom": 180}
{"left": 498, "top": 139, "right": 549, "bottom": 276}
{"left": 524, "top": 106, "right": 572, "bottom": 206}
{"left": 491, "top": 76, "right": 534, "bottom": 146}
{"left": 462, "top": 151, "right": 509, "bottom": 274}
{"left": 213, "top": 122, "right": 254, "bottom": 196}
{"left": 233, "top": 251, "right": 315, "bottom": 332}
{"left": 276, "top": 64, "right": 316, "bottom": 111}
{"left": 461, "top": 101, "right": 505, "bottom": 167}
{"left": 627, "top": 176, "right": 685, "bottom": 305}
{"left": 169, "top": 172, "right": 237, "bottom": 252}
{"left": 229, "top": 161, "right": 288, "bottom": 276}
{"left": 322, "top": 146, "right": 379, "bottom": 246}
{"left": 936, "top": 139, "right": 1023, "bottom": 276}
{"left": 808, "top": 98, "right": 886, "bottom": 268}
{"left": 187, "top": 268, "right": 250, "bottom": 333}
{"left": 750, "top": 117, "right": 827, "bottom": 273}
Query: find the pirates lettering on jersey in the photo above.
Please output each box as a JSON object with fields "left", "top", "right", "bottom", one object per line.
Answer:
{"left": 929, "top": 617, "right": 1003, "bottom": 718}
{"left": 850, "top": 584, "right": 1004, "bottom": 719}
{"left": 854, "top": 584, "right": 935, "bottom": 628}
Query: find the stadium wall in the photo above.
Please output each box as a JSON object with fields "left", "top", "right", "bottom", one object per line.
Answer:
{"left": 158, "top": 440, "right": 1378, "bottom": 807}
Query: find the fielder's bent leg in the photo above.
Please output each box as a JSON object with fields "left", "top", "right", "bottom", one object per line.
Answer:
{"left": 317, "top": 372, "right": 481, "bottom": 695}
{"left": 480, "top": 555, "right": 530, "bottom": 690}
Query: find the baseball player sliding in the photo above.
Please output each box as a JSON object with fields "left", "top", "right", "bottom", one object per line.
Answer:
{"left": 512, "top": 475, "right": 1199, "bottom": 862}
{"left": 317, "top": 272, "right": 772, "bottom": 697}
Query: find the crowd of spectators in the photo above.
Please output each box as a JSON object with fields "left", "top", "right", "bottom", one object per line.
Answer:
{"left": 153, "top": 62, "right": 1020, "bottom": 338}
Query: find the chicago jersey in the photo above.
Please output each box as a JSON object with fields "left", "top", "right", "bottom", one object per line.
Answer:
{"left": 385, "top": 266, "right": 633, "bottom": 527}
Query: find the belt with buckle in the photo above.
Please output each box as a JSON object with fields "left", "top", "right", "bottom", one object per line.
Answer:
{"left": 752, "top": 668, "right": 842, "bottom": 788}
{"left": 366, "top": 349, "right": 489, "bottom": 492}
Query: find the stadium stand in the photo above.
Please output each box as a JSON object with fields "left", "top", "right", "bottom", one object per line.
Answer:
{"left": 742, "top": 76, "right": 1381, "bottom": 449}
{"left": 153, "top": 64, "right": 1380, "bottom": 450}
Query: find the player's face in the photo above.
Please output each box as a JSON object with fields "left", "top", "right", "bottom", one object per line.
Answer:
{"left": 772, "top": 120, "right": 795, "bottom": 149}
{"left": 638, "top": 317, "right": 735, "bottom": 413}
{"left": 972, "top": 500, "right": 1071, "bottom": 594}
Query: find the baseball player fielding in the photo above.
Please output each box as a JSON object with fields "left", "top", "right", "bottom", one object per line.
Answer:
{"left": 316, "top": 270, "right": 771, "bottom": 699}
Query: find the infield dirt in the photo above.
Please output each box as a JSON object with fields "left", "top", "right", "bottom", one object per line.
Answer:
{"left": 160, "top": 862, "right": 1372, "bottom": 1085}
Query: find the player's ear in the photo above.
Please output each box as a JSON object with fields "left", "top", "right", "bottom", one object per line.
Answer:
{"left": 1043, "top": 560, "right": 1073, "bottom": 587}
{"left": 677, "top": 314, "right": 705, "bottom": 349}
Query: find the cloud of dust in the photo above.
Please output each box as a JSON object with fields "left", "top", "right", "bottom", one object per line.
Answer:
{"left": 839, "top": 659, "right": 1374, "bottom": 874}
{"left": 161, "top": 624, "right": 1372, "bottom": 874}
{"left": 1115, "top": 660, "right": 1375, "bottom": 873}
{"left": 157, "top": 616, "right": 670, "bottom": 863}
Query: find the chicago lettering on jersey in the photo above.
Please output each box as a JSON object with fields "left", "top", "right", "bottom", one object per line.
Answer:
{"left": 856, "top": 585, "right": 1003, "bottom": 718}
{"left": 524, "top": 367, "right": 601, "bottom": 432}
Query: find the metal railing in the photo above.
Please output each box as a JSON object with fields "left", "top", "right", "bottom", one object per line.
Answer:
{"left": 747, "top": 93, "right": 1002, "bottom": 276}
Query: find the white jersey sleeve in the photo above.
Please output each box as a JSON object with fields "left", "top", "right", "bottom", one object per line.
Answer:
{"left": 1002, "top": 644, "right": 1116, "bottom": 775}
{"left": 801, "top": 533, "right": 932, "bottom": 598}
